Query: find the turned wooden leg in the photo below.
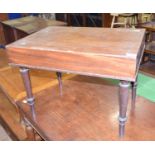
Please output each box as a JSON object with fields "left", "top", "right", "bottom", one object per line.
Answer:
{"left": 56, "top": 72, "right": 63, "bottom": 96}
{"left": 24, "top": 119, "right": 35, "bottom": 141}
{"left": 119, "top": 80, "right": 130, "bottom": 137}
{"left": 131, "top": 77, "right": 138, "bottom": 111}
{"left": 20, "top": 68, "right": 35, "bottom": 119}
{"left": 18, "top": 107, "right": 25, "bottom": 125}
{"left": 26, "top": 126, "right": 35, "bottom": 141}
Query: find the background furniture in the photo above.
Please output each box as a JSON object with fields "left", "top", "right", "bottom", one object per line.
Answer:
{"left": 0, "top": 14, "right": 8, "bottom": 45}
{"left": 110, "top": 13, "right": 138, "bottom": 28}
{"left": 56, "top": 13, "right": 113, "bottom": 27}
{"left": 0, "top": 16, "right": 66, "bottom": 45}
{"left": 139, "top": 22, "right": 155, "bottom": 62}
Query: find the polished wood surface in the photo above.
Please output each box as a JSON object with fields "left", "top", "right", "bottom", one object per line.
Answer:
{"left": 0, "top": 48, "right": 72, "bottom": 104}
{"left": 0, "top": 89, "right": 27, "bottom": 140}
{"left": 0, "top": 49, "right": 26, "bottom": 140}
{"left": 6, "top": 27, "right": 145, "bottom": 137}
{"left": 17, "top": 75, "right": 155, "bottom": 140}
{"left": 0, "top": 67, "right": 74, "bottom": 104}
{"left": 0, "top": 47, "right": 155, "bottom": 140}
{"left": 0, "top": 50, "right": 8, "bottom": 67}
{"left": 6, "top": 27, "right": 145, "bottom": 81}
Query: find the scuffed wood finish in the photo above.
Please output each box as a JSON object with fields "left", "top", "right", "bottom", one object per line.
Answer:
{"left": 6, "top": 27, "right": 145, "bottom": 81}
{"left": 2, "top": 16, "right": 67, "bottom": 34}
{"left": 17, "top": 75, "right": 155, "bottom": 140}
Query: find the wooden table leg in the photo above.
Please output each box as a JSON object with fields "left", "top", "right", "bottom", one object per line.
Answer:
{"left": 24, "top": 118, "right": 35, "bottom": 141}
{"left": 56, "top": 72, "right": 63, "bottom": 96}
{"left": 13, "top": 28, "right": 18, "bottom": 41}
{"left": 119, "top": 80, "right": 130, "bottom": 137}
{"left": 20, "top": 68, "right": 36, "bottom": 119}
{"left": 131, "top": 77, "right": 138, "bottom": 110}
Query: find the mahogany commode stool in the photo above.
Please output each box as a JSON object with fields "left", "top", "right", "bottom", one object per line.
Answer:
{"left": 6, "top": 27, "right": 145, "bottom": 138}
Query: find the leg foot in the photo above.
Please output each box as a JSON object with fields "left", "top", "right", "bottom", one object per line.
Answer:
{"left": 24, "top": 119, "right": 35, "bottom": 141}
{"left": 119, "top": 80, "right": 130, "bottom": 137}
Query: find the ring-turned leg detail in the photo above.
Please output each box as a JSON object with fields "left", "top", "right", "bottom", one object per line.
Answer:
{"left": 119, "top": 80, "right": 130, "bottom": 137}
{"left": 20, "top": 68, "right": 36, "bottom": 119}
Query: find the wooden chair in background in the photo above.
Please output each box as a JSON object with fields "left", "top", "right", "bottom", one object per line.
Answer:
{"left": 111, "top": 13, "right": 138, "bottom": 28}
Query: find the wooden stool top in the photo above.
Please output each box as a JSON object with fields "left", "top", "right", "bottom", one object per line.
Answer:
{"left": 6, "top": 27, "right": 145, "bottom": 81}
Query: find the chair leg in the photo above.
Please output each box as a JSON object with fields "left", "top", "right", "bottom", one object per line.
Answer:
{"left": 124, "top": 18, "right": 127, "bottom": 28}
{"left": 111, "top": 16, "right": 116, "bottom": 28}
{"left": 131, "top": 77, "right": 138, "bottom": 111}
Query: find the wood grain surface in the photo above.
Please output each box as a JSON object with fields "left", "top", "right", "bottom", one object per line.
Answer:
{"left": 6, "top": 27, "right": 145, "bottom": 81}
{"left": 0, "top": 66, "right": 73, "bottom": 103}
{"left": 0, "top": 50, "right": 8, "bottom": 67}
{"left": 17, "top": 75, "right": 155, "bottom": 140}
{"left": 0, "top": 89, "right": 27, "bottom": 140}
